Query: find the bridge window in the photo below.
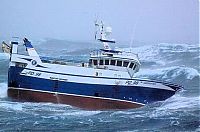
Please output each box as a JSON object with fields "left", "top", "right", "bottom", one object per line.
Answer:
{"left": 110, "top": 60, "right": 116, "bottom": 65}
{"left": 99, "top": 60, "right": 103, "bottom": 65}
{"left": 117, "top": 60, "right": 122, "bottom": 66}
{"left": 133, "top": 64, "right": 137, "bottom": 70}
{"left": 105, "top": 59, "right": 109, "bottom": 65}
{"left": 123, "top": 61, "right": 129, "bottom": 67}
{"left": 89, "top": 59, "right": 92, "bottom": 65}
{"left": 129, "top": 62, "right": 134, "bottom": 68}
{"left": 93, "top": 60, "right": 97, "bottom": 65}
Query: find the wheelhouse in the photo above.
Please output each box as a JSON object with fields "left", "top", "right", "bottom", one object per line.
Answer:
{"left": 89, "top": 49, "right": 140, "bottom": 75}
{"left": 90, "top": 58, "right": 138, "bottom": 69}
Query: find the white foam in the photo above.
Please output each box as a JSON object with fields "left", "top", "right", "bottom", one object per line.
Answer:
{"left": 61, "top": 110, "right": 101, "bottom": 117}
{"left": 148, "top": 94, "right": 200, "bottom": 119}
{"left": 0, "top": 53, "right": 10, "bottom": 59}
{"left": 123, "top": 43, "right": 199, "bottom": 66}
{"left": 134, "top": 66, "right": 200, "bottom": 80}
{"left": 0, "top": 83, "right": 8, "bottom": 98}
{"left": 0, "top": 101, "right": 23, "bottom": 111}
{"left": 0, "top": 98, "right": 102, "bottom": 118}
{"left": 159, "top": 94, "right": 200, "bottom": 110}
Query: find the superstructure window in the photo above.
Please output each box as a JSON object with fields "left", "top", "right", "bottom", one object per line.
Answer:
{"left": 123, "top": 61, "right": 129, "bottom": 67}
{"left": 110, "top": 60, "right": 116, "bottom": 65}
{"left": 99, "top": 60, "right": 103, "bottom": 65}
{"left": 93, "top": 60, "right": 97, "bottom": 65}
{"left": 129, "top": 62, "right": 134, "bottom": 68}
{"left": 89, "top": 59, "right": 92, "bottom": 65}
{"left": 133, "top": 64, "right": 137, "bottom": 70}
{"left": 105, "top": 60, "right": 109, "bottom": 65}
{"left": 117, "top": 60, "right": 122, "bottom": 66}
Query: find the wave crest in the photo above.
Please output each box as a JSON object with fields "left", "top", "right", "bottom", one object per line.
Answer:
{"left": 135, "top": 66, "right": 200, "bottom": 81}
{"left": 124, "top": 43, "right": 199, "bottom": 67}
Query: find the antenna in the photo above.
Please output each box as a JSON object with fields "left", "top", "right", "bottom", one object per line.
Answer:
{"left": 129, "top": 13, "right": 141, "bottom": 52}
{"left": 129, "top": 4, "right": 142, "bottom": 52}
{"left": 94, "top": 20, "right": 98, "bottom": 40}
{"left": 130, "top": 24, "right": 136, "bottom": 51}
{"left": 94, "top": 20, "right": 115, "bottom": 50}
{"left": 94, "top": 14, "right": 100, "bottom": 40}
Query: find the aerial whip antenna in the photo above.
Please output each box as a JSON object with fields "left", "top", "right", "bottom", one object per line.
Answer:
{"left": 129, "top": 4, "right": 142, "bottom": 52}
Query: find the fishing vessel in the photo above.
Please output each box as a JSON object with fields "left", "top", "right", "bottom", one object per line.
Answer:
{"left": 2, "top": 21, "right": 182, "bottom": 110}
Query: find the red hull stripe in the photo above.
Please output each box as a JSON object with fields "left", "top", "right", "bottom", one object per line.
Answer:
{"left": 8, "top": 87, "right": 145, "bottom": 110}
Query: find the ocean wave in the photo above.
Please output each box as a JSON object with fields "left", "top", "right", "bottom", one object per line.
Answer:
{"left": 110, "top": 92, "right": 199, "bottom": 120}
{"left": 155, "top": 43, "right": 199, "bottom": 53}
{"left": 0, "top": 101, "right": 23, "bottom": 111}
{"left": 0, "top": 100, "right": 102, "bottom": 119}
{"left": 60, "top": 110, "right": 102, "bottom": 117}
{"left": 147, "top": 94, "right": 200, "bottom": 120}
{"left": 157, "top": 94, "right": 200, "bottom": 111}
{"left": 0, "top": 53, "right": 9, "bottom": 59}
{"left": 125, "top": 43, "right": 199, "bottom": 55}
{"left": 134, "top": 66, "right": 200, "bottom": 81}
{"left": 0, "top": 101, "right": 71, "bottom": 113}
{"left": 0, "top": 83, "right": 7, "bottom": 98}
{"left": 123, "top": 43, "right": 199, "bottom": 66}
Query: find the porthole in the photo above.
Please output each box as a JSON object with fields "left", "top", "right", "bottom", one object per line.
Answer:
{"left": 31, "top": 60, "right": 37, "bottom": 66}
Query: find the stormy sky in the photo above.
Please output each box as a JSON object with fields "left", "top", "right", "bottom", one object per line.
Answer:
{"left": 0, "top": 0, "right": 198, "bottom": 44}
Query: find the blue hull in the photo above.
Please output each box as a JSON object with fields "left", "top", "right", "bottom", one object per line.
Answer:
{"left": 8, "top": 66, "right": 179, "bottom": 109}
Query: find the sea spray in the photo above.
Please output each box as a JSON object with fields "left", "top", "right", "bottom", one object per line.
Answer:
{"left": 0, "top": 42, "right": 199, "bottom": 131}
{"left": 134, "top": 66, "right": 200, "bottom": 81}
{"left": 0, "top": 83, "right": 7, "bottom": 98}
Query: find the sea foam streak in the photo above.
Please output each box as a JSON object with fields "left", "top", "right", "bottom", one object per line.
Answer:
{"left": 0, "top": 83, "right": 7, "bottom": 98}
{"left": 0, "top": 101, "right": 23, "bottom": 111}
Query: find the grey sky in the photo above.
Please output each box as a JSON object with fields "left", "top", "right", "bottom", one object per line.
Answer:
{"left": 0, "top": 0, "right": 198, "bottom": 44}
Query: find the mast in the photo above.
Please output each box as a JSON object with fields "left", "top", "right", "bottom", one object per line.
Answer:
{"left": 94, "top": 20, "right": 115, "bottom": 50}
